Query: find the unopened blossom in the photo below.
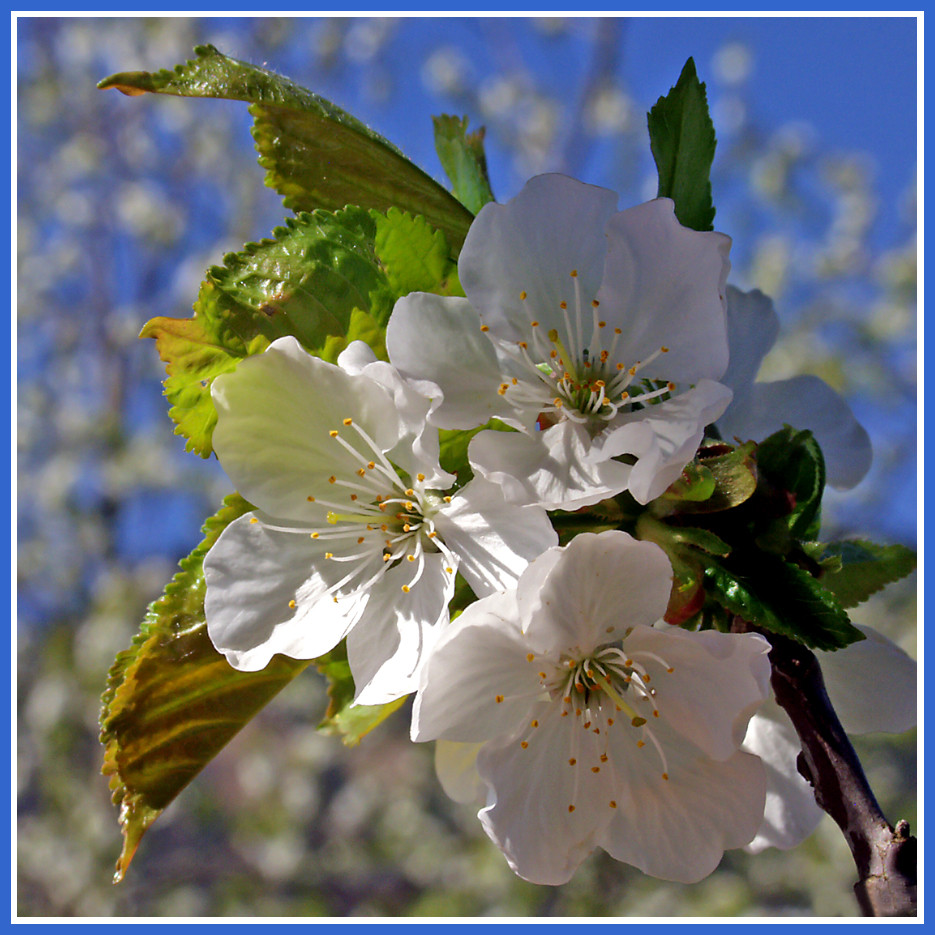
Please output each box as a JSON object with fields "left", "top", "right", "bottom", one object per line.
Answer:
{"left": 744, "top": 624, "right": 916, "bottom": 852}
{"left": 412, "top": 530, "right": 772, "bottom": 885}
{"left": 387, "top": 173, "right": 734, "bottom": 510}
{"left": 203, "top": 336, "right": 557, "bottom": 704}
{"left": 716, "top": 286, "right": 872, "bottom": 489}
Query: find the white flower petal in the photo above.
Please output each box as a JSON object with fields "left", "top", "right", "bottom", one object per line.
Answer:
{"left": 720, "top": 286, "right": 780, "bottom": 393}
{"left": 624, "top": 626, "right": 772, "bottom": 760}
{"left": 597, "top": 198, "right": 732, "bottom": 383}
{"left": 410, "top": 589, "right": 539, "bottom": 743}
{"left": 204, "top": 513, "right": 365, "bottom": 670}
{"left": 523, "top": 531, "right": 672, "bottom": 649}
{"left": 742, "top": 703, "right": 825, "bottom": 853}
{"left": 608, "top": 380, "right": 733, "bottom": 504}
{"left": 821, "top": 625, "right": 917, "bottom": 735}
{"left": 459, "top": 174, "right": 618, "bottom": 344}
{"left": 599, "top": 730, "right": 766, "bottom": 883}
{"left": 718, "top": 375, "right": 872, "bottom": 490}
{"left": 386, "top": 292, "right": 516, "bottom": 429}
{"left": 432, "top": 478, "right": 558, "bottom": 597}
{"left": 347, "top": 557, "right": 452, "bottom": 705}
{"left": 211, "top": 336, "right": 404, "bottom": 519}
{"left": 477, "top": 708, "right": 615, "bottom": 885}
{"left": 468, "top": 421, "right": 633, "bottom": 511}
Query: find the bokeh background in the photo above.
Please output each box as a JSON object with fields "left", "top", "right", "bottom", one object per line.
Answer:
{"left": 16, "top": 15, "right": 918, "bottom": 918}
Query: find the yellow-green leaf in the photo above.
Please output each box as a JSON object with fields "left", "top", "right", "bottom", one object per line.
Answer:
{"left": 98, "top": 44, "right": 474, "bottom": 249}
{"left": 100, "top": 493, "right": 310, "bottom": 882}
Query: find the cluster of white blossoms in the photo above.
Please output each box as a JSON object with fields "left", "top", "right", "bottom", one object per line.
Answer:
{"left": 202, "top": 174, "right": 914, "bottom": 885}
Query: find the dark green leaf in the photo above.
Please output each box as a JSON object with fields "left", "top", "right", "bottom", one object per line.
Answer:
{"left": 99, "top": 44, "right": 475, "bottom": 249}
{"left": 100, "top": 494, "right": 310, "bottom": 882}
{"left": 816, "top": 539, "right": 917, "bottom": 608}
{"left": 704, "top": 553, "right": 864, "bottom": 651}
{"left": 756, "top": 426, "right": 826, "bottom": 540}
{"left": 647, "top": 57, "right": 717, "bottom": 231}
{"left": 432, "top": 114, "right": 495, "bottom": 215}
{"left": 635, "top": 514, "right": 731, "bottom": 625}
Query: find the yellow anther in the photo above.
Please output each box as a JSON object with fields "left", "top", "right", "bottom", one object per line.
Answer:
{"left": 367, "top": 462, "right": 376, "bottom": 470}
{"left": 609, "top": 800, "right": 617, "bottom": 808}
{"left": 527, "top": 653, "right": 535, "bottom": 662}
{"left": 329, "top": 430, "right": 339, "bottom": 438}
{"left": 637, "top": 740, "right": 646, "bottom": 749}
{"left": 592, "top": 300, "right": 600, "bottom": 308}
{"left": 662, "top": 773, "right": 669, "bottom": 781}
{"left": 559, "top": 301, "right": 567, "bottom": 310}
{"left": 591, "top": 766, "right": 600, "bottom": 773}
{"left": 307, "top": 495, "right": 315, "bottom": 502}
{"left": 401, "top": 585, "right": 410, "bottom": 593}
{"left": 568, "top": 804, "right": 576, "bottom": 813}
{"left": 311, "top": 532, "right": 319, "bottom": 539}
{"left": 343, "top": 418, "right": 353, "bottom": 426}
{"left": 288, "top": 599, "right": 296, "bottom": 608}
{"left": 570, "top": 269, "right": 578, "bottom": 277}
{"left": 661, "top": 345, "right": 669, "bottom": 353}
{"left": 531, "top": 719, "right": 539, "bottom": 728}
{"left": 324, "top": 552, "right": 334, "bottom": 559}
{"left": 568, "top": 758, "right": 576, "bottom": 766}
{"left": 357, "top": 536, "right": 365, "bottom": 544}
{"left": 600, "top": 754, "right": 608, "bottom": 762}
{"left": 631, "top": 716, "right": 646, "bottom": 727}
{"left": 480, "top": 324, "right": 489, "bottom": 332}
{"left": 249, "top": 517, "right": 259, "bottom": 524}
{"left": 495, "top": 694, "right": 504, "bottom": 703}
{"left": 350, "top": 494, "right": 358, "bottom": 501}
{"left": 530, "top": 319, "right": 539, "bottom": 327}
{"left": 520, "top": 740, "right": 529, "bottom": 749}
{"left": 328, "top": 476, "right": 336, "bottom": 484}
{"left": 520, "top": 290, "right": 527, "bottom": 300}
{"left": 407, "top": 554, "right": 416, "bottom": 562}
{"left": 417, "top": 473, "right": 425, "bottom": 482}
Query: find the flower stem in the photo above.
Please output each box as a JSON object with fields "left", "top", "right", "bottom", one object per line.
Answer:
{"left": 732, "top": 617, "right": 917, "bottom": 917}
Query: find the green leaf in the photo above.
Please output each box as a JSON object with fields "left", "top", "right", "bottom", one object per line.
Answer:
{"left": 816, "top": 539, "right": 917, "bottom": 608}
{"left": 704, "top": 553, "right": 864, "bottom": 651}
{"left": 140, "top": 206, "right": 436, "bottom": 457}
{"left": 100, "top": 494, "right": 310, "bottom": 882}
{"left": 373, "top": 207, "right": 462, "bottom": 298}
{"left": 661, "top": 460, "right": 717, "bottom": 503}
{"left": 99, "top": 44, "right": 474, "bottom": 250}
{"left": 635, "top": 513, "right": 731, "bottom": 625}
{"left": 314, "top": 644, "right": 407, "bottom": 747}
{"left": 756, "top": 426, "right": 826, "bottom": 541}
{"left": 432, "top": 114, "right": 495, "bottom": 215}
{"left": 647, "top": 57, "right": 717, "bottom": 231}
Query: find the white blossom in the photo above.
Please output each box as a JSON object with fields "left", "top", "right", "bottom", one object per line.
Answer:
{"left": 412, "top": 530, "right": 772, "bottom": 884}
{"left": 203, "top": 336, "right": 557, "bottom": 704}
{"left": 387, "top": 173, "right": 733, "bottom": 510}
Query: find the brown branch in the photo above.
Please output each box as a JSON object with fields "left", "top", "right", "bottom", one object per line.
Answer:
{"left": 733, "top": 618, "right": 917, "bottom": 917}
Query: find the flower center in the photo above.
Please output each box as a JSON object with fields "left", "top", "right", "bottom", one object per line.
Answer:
{"left": 257, "top": 416, "right": 457, "bottom": 605}
{"left": 490, "top": 269, "right": 676, "bottom": 427}
{"left": 502, "top": 629, "right": 677, "bottom": 813}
